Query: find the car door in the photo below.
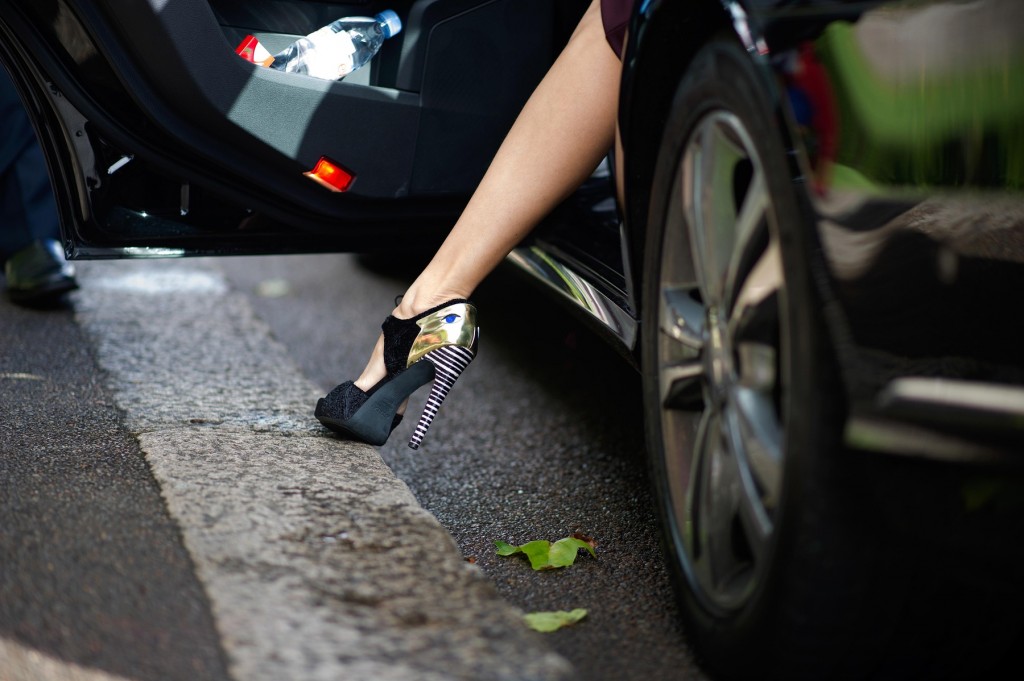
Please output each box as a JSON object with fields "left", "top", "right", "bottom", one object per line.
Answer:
{"left": 0, "top": 0, "right": 583, "bottom": 258}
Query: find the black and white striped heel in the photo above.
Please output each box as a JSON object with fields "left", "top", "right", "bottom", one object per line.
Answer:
{"left": 409, "top": 344, "right": 476, "bottom": 449}
{"left": 316, "top": 299, "right": 478, "bottom": 448}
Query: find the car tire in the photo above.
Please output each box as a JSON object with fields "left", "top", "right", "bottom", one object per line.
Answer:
{"left": 640, "top": 36, "right": 1024, "bottom": 681}
{"left": 640, "top": 37, "right": 862, "bottom": 680}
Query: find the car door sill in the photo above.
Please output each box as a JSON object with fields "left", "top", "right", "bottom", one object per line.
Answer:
{"left": 506, "top": 244, "right": 637, "bottom": 352}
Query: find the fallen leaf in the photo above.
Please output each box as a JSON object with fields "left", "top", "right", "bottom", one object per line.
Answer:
{"left": 494, "top": 536, "right": 596, "bottom": 570}
{"left": 494, "top": 540, "right": 519, "bottom": 556}
{"left": 571, "top": 532, "right": 597, "bottom": 549}
{"left": 548, "top": 537, "right": 596, "bottom": 568}
{"left": 524, "top": 609, "right": 588, "bottom": 632}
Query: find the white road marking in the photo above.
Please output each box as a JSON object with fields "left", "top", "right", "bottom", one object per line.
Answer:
{"left": 0, "top": 637, "right": 132, "bottom": 681}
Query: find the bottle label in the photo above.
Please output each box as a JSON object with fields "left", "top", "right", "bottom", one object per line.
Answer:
{"left": 301, "top": 27, "right": 357, "bottom": 79}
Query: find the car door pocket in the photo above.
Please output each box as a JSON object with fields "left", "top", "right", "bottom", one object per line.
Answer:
{"left": 209, "top": 0, "right": 555, "bottom": 199}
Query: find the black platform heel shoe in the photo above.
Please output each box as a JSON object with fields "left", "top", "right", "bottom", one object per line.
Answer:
{"left": 315, "top": 299, "right": 478, "bottom": 449}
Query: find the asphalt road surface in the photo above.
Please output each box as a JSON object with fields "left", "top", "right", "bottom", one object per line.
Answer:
{"left": 1, "top": 254, "right": 707, "bottom": 681}
{"left": 218, "top": 252, "right": 707, "bottom": 681}
{"left": 0, "top": 290, "right": 230, "bottom": 681}
{"left": 8, "top": 249, "right": 1023, "bottom": 681}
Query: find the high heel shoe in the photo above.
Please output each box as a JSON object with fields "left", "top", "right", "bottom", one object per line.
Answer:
{"left": 315, "top": 299, "right": 478, "bottom": 448}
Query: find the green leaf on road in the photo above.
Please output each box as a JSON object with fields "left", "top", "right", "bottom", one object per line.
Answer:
{"left": 494, "top": 540, "right": 519, "bottom": 556}
{"left": 548, "top": 537, "right": 595, "bottom": 567}
{"left": 524, "top": 609, "right": 588, "bottom": 632}
{"left": 494, "top": 536, "right": 596, "bottom": 570}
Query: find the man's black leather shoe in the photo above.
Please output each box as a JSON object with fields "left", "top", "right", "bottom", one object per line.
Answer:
{"left": 4, "top": 239, "right": 78, "bottom": 306}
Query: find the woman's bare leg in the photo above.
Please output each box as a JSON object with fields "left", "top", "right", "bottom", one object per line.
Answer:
{"left": 354, "top": 0, "right": 621, "bottom": 391}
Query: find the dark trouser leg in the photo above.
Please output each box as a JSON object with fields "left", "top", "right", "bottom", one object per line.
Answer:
{"left": 0, "top": 66, "right": 60, "bottom": 262}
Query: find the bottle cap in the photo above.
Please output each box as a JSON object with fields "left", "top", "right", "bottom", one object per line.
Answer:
{"left": 376, "top": 10, "right": 402, "bottom": 39}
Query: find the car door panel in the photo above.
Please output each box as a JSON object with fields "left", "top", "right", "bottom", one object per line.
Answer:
{"left": 0, "top": 0, "right": 573, "bottom": 257}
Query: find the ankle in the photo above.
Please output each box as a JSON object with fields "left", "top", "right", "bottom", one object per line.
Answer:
{"left": 393, "top": 289, "right": 471, "bottom": 319}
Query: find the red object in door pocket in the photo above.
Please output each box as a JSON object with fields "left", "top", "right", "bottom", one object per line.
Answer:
{"left": 235, "top": 35, "right": 275, "bottom": 67}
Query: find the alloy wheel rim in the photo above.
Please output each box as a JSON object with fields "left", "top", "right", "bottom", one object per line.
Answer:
{"left": 656, "top": 110, "right": 787, "bottom": 614}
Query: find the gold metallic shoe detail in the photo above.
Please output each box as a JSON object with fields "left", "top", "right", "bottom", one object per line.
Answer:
{"left": 407, "top": 302, "right": 477, "bottom": 367}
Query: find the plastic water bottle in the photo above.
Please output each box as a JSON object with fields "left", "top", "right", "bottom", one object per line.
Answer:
{"left": 270, "top": 10, "right": 402, "bottom": 81}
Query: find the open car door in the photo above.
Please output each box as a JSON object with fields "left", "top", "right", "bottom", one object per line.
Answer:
{"left": 0, "top": 0, "right": 582, "bottom": 257}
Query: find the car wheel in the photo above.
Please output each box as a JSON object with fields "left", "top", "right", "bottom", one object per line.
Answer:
{"left": 641, "top": 34, "right": 1024, "bottom": 681}
{"left": 641, "top": 38, "right": 850, "bottom": 679}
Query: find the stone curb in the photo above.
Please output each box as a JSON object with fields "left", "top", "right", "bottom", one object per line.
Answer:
{"left": 71, "top": 259, "right": 571, "bottom": 681}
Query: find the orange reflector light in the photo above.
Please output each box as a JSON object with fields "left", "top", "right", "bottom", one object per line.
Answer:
{"left": 304, "top": 157, "right": 355, "bottom": 192}
{"left": 303, "top": 156, "right": 356, "bottom": 191}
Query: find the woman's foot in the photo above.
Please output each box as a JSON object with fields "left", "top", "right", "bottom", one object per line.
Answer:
{"left": 352, "top": 290, "right": 469, "bottom": 392}
{"left": 316, "top": 298, "right": 479, "bottom": 448}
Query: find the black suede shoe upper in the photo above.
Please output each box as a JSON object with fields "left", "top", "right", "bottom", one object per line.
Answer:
{"left": 316, "top": 381, "right": 368, "bottom": 421}
{"left": 315, "top": 381, "right": 402, "bottom": 432}
{"left": 381, "top": 316, "right": 420, "bottom": 376}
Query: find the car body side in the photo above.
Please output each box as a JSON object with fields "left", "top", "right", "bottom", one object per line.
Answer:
{"left": 619, "top": 0, "right": 1024, "bottom": 463}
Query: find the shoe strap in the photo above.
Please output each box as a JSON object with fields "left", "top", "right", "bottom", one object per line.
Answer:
{"left": 380, "top": 299, "right": 476, "bottom": 374}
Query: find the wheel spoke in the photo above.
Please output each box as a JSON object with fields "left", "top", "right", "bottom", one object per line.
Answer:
{"left": 659, "top": 283, "right": 705, "bottom": 410}
{"left": 697, "top": 407, "right": 758, "bottom": 601}
{"left": 731, "top": 387, "right": 781, "bottom": 539}
{"left": 705, "top": 420, "right": 741, "bottom": 570}
{"left": 733, "top": 459, "right": 773, "bottom": 567}
{"left": 686, "top": 118, "right": 750, "bottom": 307}
{"left": 729, "top": 238, "right": 783, "bottom": 344}
{"left": 723, "top": 171, "right": 769, "bottom": 310}
{"left": 687, "top": 407, "right": 719, "bottom": 592}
